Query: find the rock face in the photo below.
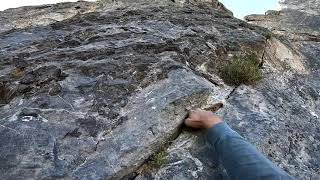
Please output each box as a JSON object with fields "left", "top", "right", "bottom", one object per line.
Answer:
{"left": 0, "top": 0, "right": 319, "bottom": 179}
{"left": 245, "top": 0, "right": 320, "bottom": 71}
{"left": 0, "top": 1, "right": 97, "bottom": 34}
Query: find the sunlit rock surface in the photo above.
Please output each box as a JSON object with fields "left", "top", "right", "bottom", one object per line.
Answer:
{"left": 246, "top": 0, "right": 320, "bottom": 71}
{"left": 0, "top": 1, "right": 97, "bottom": 34}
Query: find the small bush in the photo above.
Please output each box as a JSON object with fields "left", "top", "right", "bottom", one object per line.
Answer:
{"left": 137, "top": 143, "right": 171, "bottom": 174}
{"left": 264, "top": 32, "right": 273, "bottom": 40}
{"left": 220, "top": 54, "right": 262, "bottom": 86}
{"left": 149, "top": 148, "right": 168, "bottom": 168}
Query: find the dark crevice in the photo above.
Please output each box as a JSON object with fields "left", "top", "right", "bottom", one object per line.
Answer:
{"left": 53, "top": 140, "right": 59, "bottom": 166}
{"left": 260, "top": 40, "right": 268, "bottom": 68}
{"left": 226, "top": 86, "right": 238, "bottom": 100}
{"left": 94, "top": 138, "right": 105, "bottom": 152}
{"left": 131, "top": 85, "right": 238, "bottom": 179}
{"left": 186, "top": 65, "right": 221, "bottom": 87}
{"left": 148, "top": 127, "right": 156, "bottom": 136}
{"left": 0, "top": 83, "right": 16, "bottom": 106}
{"left": 63, "top": 128, "right": 82, "bottom": 139}
{"left": 126, "top": 120, "right": 186, "bottom": 179}
{"left": 204, "top": 102, "right": 225, "bottom": 112}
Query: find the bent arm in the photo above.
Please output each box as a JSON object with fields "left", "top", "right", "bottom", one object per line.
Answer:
{"left": 207, "top": 122, "right": 293, "bottom": 180}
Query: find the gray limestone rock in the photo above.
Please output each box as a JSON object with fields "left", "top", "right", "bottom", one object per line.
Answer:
{"left": 218, "top": 71, "right": 320, "bottom": 179}
{"left": 138, "top": 0, "right": 320, "bottom": 179}
{"left": 245, "top": 0, "right": 320, "bottom": 70}
{"left": 0, "top": 0, "right": 263, "bottom": 179}
{"left": 136, "top": 132, "right": 229, "bottom": 180}
{"left": 0, "top": 1, "right": 97, "bottom": 34}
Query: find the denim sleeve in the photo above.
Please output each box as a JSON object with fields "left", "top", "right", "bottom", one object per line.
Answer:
{"left": 207, "top": 122, "right": 294, "bottom": 180}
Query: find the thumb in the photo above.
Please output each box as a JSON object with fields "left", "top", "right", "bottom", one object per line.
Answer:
{"left": 184, "top": 118, "right": 202, "bottom": 129}
{"left": 184, "top": 118, "right": 192, "bottom": 124}
{"left": 184, "top": 118, "right": 195, "bottom": 127}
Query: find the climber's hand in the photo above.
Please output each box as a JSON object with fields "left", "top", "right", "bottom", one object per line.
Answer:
{"left": 185, "top": 110, "right": 222, "bottom": 129}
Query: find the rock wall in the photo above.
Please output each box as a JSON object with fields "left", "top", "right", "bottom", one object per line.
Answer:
{"left": 0, "top": 1, "right": 97, "bottom": 34}
{"left": 0, "top": 0, "right": 319, "bottom": 179}
{"left": 246, "top": 0, "right": 320, "bottom": 70}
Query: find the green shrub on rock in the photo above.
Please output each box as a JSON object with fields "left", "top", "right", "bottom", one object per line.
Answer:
{"left": 264, "top": 32, "right": 273, "bottom": 40}
{"left": 220, "top": 53, "right": 262, "bottom": 86}
{"left": 150, "top": 149, "right": 168, "bottom": 168}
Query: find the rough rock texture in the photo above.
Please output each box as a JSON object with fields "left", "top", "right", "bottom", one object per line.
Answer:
{"left": 245, "top": 0, "right": 320, "bottom": 71}
{"left": 137, "top": 0, "right": 320, "bottom": 179}
{"left": 0, "top": 0, "right": 319, "bottom": 179}
{"left": 0, "top": 1, "right": 97, "bottom": 34}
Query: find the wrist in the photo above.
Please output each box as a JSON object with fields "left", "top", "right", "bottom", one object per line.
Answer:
{"left": 205, "top": 116, "right": 222, "bottom": 129}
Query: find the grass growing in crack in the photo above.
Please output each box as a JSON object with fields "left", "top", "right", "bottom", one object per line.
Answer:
{"left": 220, "top": 53, "right": 262, "bottom": 86}
{"left": 138, "top": 143, "right": 169, "bottom": 174}
{"left": 149, "top": 145, "right": 168, "bottom": 169}
{"left": 264, "top": 32, "right": 273, "bottom": 40}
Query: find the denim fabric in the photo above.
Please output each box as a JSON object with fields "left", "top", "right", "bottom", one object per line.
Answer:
{"left": 207, "top": 122, "right": 294, "bottom": 180}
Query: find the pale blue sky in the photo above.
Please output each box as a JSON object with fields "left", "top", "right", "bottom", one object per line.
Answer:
{"left": 1, "top": 0, "right": 279, "bottom": 18}
{"left": 220, "top": 0, "right": 279, "bottom": 19}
